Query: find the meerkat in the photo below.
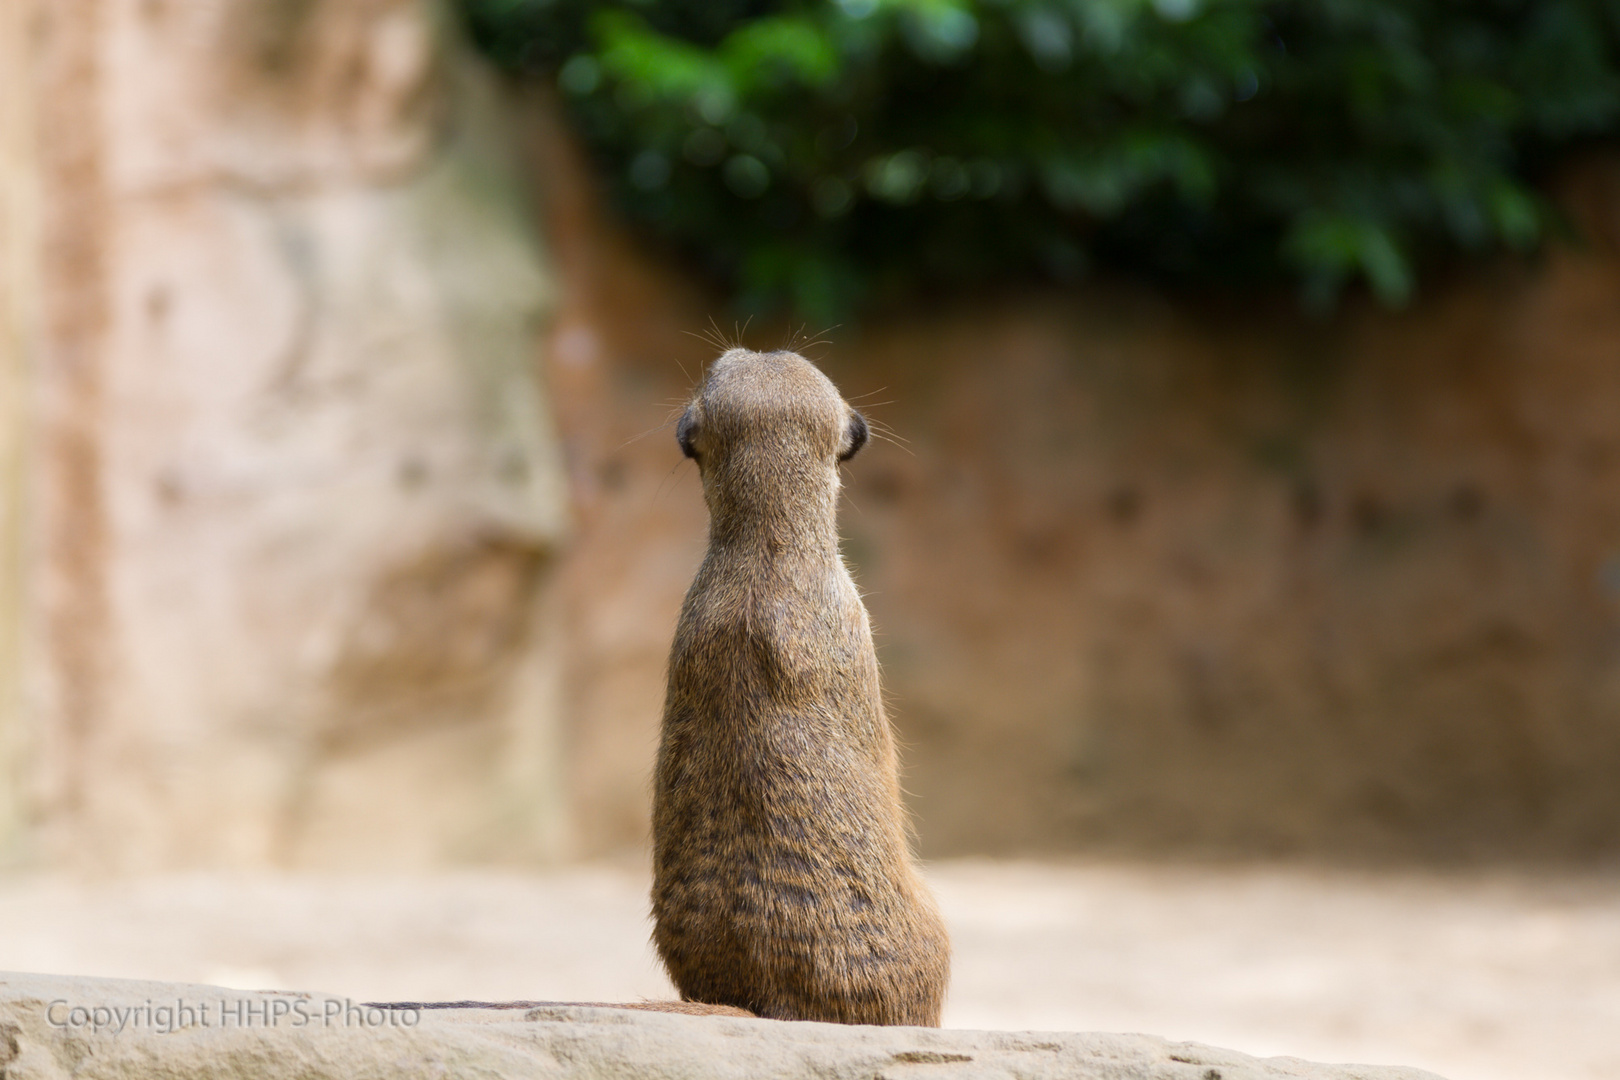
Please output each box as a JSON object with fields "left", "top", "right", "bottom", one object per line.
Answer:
{"left": 651, "top": 347, "right": 950, "bottom": 1026}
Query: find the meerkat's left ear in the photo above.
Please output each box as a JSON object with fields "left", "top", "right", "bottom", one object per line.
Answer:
{"left": 677, "top": 409, "right": 699, "bottom": 460}
{"left": 838, "top": 409, "right": 869, "bottom": 462}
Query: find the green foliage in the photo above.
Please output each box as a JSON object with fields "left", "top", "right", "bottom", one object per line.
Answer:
{"left": 461, "top": 0, "right": 1620, "bottom": 319}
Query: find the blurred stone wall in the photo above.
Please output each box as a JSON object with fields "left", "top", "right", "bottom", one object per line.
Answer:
{"left": 8, "top": 3, "right": 1620, "bottom": 870}
{"left": 1, "top": 0, "right": 570, "bottom": 870}
{"left": 524, "top": 88, "right": 1620, "bottom": 863}
{"left": 0, "top": 0, "right": 38, "bottom": 861}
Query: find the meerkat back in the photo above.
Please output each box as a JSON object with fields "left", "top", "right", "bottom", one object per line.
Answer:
{"left": 651, "top": 347, "right": 950, "bottom": 1026}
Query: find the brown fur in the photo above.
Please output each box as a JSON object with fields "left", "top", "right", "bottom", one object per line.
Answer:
{"left": 652, "top": 348, "right": 950, "bottom": 1026}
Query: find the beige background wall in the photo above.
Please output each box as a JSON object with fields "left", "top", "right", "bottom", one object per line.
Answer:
{"left": 0, "top": 0, "right": 39, "bottom": 862}
{"left": 2, "top": 0, "right": 571, "bottom": 871}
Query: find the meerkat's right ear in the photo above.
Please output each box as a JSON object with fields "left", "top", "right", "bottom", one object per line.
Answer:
{"left": 838, "top": 409, "right": 868, "bottom": 463}
{"left": 677, "top": 410, "right": 699, "bottom": 459}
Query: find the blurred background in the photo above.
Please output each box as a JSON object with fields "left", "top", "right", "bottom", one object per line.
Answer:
{"left": 3, "top": 1, "right": 1620, "bottom": 1077}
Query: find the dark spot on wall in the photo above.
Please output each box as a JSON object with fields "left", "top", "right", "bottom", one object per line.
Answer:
{"left": 1356, "top": 781, "right": 1416, "bottom": 827}
{"left": 1291, "top": 478, "right": 1322, "bottom": 529}
{"left": 499, "top": 449, "right": 530, "bottom": 486}
{"left": 397, "top": 456, "right": 428, "bottom": 489}
{"left": 241, "top": 0, "right": 319, "bottom": 75}
{"left": 146, "top": 285, "right": 170, "bottom": 325}
{"left": 865, "top": 466, "right": 905, "bottom": 506}
{"left": 154, "top": 469, "right": 183, "bottom": 506}
{"left": 1449, "top": 483, "right": 1484, "bottom": 521}
{"left": 319, "top": 532, "right": 551, "bottom": 751}
{"left": 1180, "top": 647, "right": 1228, "bottom": 735}
{"left": 1350, "top": 490, "right": 1385, "bottom": 534}
{"left": 1015, "top": 527, "right": 1065, "bottom": 567}
{"left": 1107, "top": 484, "right": 1142, "bottom": 525}
{"left": 599, "top": 457, "right": 628, "bottom": 492}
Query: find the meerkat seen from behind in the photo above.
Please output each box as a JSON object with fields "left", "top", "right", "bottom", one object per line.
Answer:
{"left": 652, "top": 347, "right": 950, "bottom": 1025}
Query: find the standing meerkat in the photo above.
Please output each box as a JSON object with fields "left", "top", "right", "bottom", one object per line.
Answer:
{"left": 652, "top": 347, "right": 950, "bottom": 1026}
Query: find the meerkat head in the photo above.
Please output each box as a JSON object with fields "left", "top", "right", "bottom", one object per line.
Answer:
{"left": 676, "top": 349, "right": 867, "bottom": 474}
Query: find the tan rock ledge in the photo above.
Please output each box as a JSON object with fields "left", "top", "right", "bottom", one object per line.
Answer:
{"left": 0, "top": 972, "right": 1446, "bottom": 1080}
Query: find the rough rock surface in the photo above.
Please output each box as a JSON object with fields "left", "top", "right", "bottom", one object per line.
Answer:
{"left": 3, "top": 0, "right": 568, "bottom": 870}
{"left": 0, "top": 973, "right": 1446, "bottom": 1080}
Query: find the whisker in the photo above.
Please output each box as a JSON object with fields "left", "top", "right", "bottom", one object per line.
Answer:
{"left": 682, "top": 337, "right": 725, "bottom": 367}
{"left": 868, "top": 430, "right": 915, "bottom": 457}
{"left": 654, "top": 458, "right": 693, "bottom": 503}
{"left": 791, "top": 323, "right": 841, "bottom": 357}
{"left": 617, "top": 414, "right": 681, "bottom": 451}
{"left": 866, "top": 419, "right": 911, "bottom": 443}
{"left": 689, "top": 317, "right": 738, "bottom": 355}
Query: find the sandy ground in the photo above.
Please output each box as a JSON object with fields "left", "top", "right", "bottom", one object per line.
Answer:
{"left": 2, "top": 859, "right": 1616, "bottom": 1080}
